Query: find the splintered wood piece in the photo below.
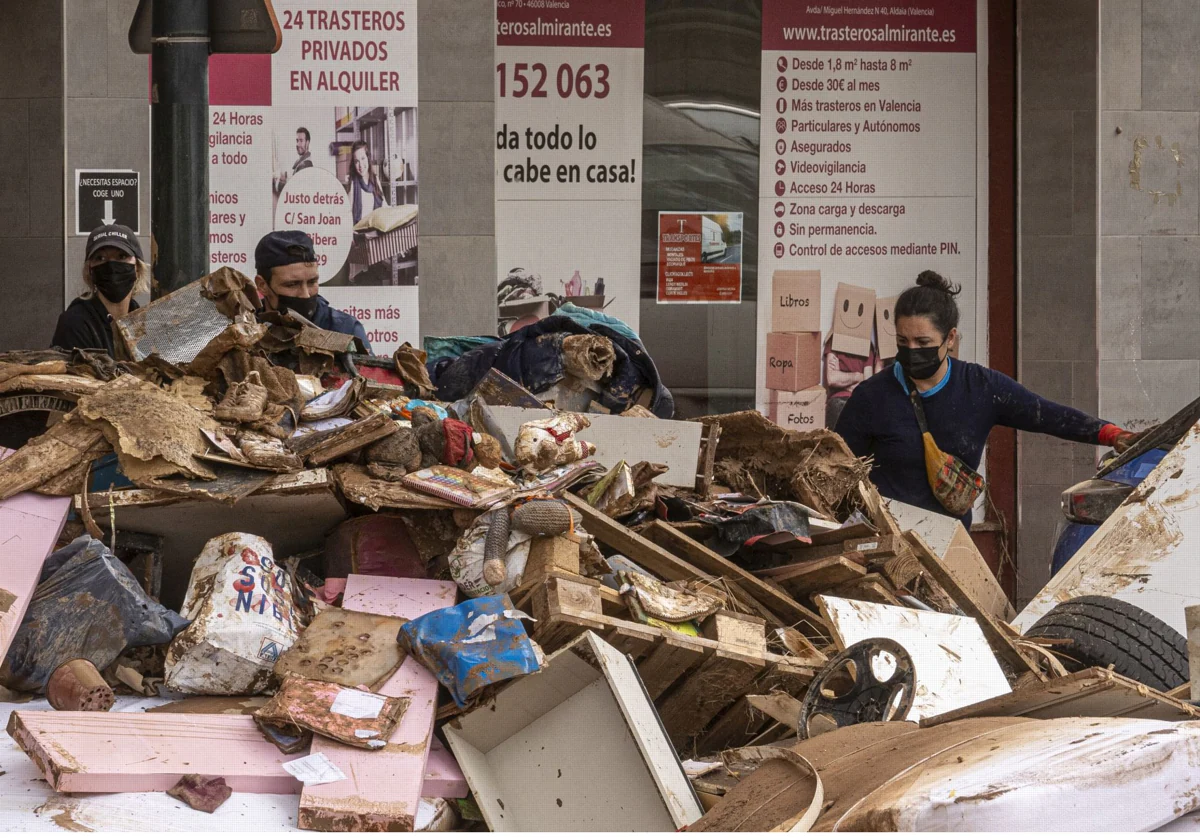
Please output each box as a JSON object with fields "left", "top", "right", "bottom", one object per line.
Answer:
{"left": 297, "top": 576, "right": 458, "bottom": 832}
{"left": 695, "top": 420, "right": 721, "bottom": 496}
{"left": 656, "top": 650, "right": 766, "bottom": 743}
{"left": 826, "top": 573, "right": 904, "bottom": 606}
{"left": 294, "top": 413, "right": 397, "bottom": 467}
{"left": 762, "top": 555, "right": 868, "bottom": 597}
{"left": 693, "top": 662, "right": 814, "bottom": 755}
{"left": 633, "top": 517, "right": 829, "bottom": 635}
{"left": 746, "top": 692, "right": 806, "bottom": 730}
{"left": 904, "top": 531, "right": 1042, "bottom": 679}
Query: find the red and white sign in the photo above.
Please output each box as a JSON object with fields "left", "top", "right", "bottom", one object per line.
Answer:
{"left": 495, "top": 0, "right": 644, "bottom": 332}
{"left": 756, "top": 0, "right": 984, "bottom": 420}
{"left": 656, "top": 212, "right": 743, "bottom": 304}
{"left": 205, "top": 1, "right": 420, "bottom": 356}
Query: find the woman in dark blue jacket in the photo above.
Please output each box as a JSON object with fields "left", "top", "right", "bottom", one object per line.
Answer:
{"left": 835, "top": 271, "right": 1136, "bottom": 523}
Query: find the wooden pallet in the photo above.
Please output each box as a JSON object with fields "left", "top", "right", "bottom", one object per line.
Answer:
{"left": 528, "top": 572, "right": 817, "bottom": 754}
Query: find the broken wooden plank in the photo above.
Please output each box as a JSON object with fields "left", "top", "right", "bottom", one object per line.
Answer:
{"left": 565, "top": 494, "right": 716, "bottom": 583}
{"left": 891, "top": 499, "right": 1014, "bottom": 621}
{"left": 826, "top": 573, "right": 904, "bottom": 606}
{"left": 905, "top": 530, "right": 1041, "bottom": 679}
{"left": 657, "top": 649, "right": 766, "bottom": 744}
{"left": 636, "top": 518, "right": 829, "bottom": 635}
{"left": 695, "top": 420, "right": 721, "bottom": 496}
{"left": 297, "top": 576, "right": 458, "bottom": 832}
{"left": 922, "top": 667, "right": 1200, "bottom": 726}
{"left": 0, "top": 449, "right": 71, "bottom": 665}
{"left": 293, "top": 412, "right": 397, "bottom": 467}
{"left": 746, "top": 692, "right": 805, "bottom": 730}
{"left": 762, "top": 555, "right": 868, "bottom": 598}
{"left": 693, "top": 662, "right": 814, "bottom": 755}
{"left": 0, "top": 417, "right": 106, "bottom": 500}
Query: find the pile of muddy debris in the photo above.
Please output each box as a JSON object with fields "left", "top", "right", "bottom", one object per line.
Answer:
{"left": 2, "top": 267, "right": 1199, "bottom": 832}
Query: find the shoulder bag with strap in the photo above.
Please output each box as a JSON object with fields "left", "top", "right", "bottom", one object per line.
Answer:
{"left": 903, "top": 373, "right": 984, "bottom": 518}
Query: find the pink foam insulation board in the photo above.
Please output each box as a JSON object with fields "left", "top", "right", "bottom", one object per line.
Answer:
{"left": 297, "top": 576, "right": 458, "bottom": 831}
{"left": 0, "top": 447, "right": 71, "bottom": 664}
{"left": 8, "top": 708, "right": 463, "bottom": 798}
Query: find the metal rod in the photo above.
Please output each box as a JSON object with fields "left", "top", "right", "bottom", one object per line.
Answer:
{"left": 151, "top": 0, "right": 209, "bottom": 297}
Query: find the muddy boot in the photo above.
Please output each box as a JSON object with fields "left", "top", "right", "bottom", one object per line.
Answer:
{"left": 213, "top": 371, "right": 269, "bottom": 423}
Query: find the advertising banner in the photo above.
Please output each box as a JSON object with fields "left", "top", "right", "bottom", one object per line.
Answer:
{"left": 756, "top": 0, "right": 981, "bottom": 431}
{"left": 208, "top": 1, "right": 419, "bottom": 355}
{"left": 656, "top": 212, "right": 743, "bottom": 304}
{"left": 495, "top": 0, "right": 644, "bottom": 335}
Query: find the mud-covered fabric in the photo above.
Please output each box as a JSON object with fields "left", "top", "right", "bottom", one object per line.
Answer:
{"left": 427, "top": 315, "right": 674, "bottom": 418}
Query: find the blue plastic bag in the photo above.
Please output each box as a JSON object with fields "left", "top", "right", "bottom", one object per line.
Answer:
{"left": 397, "top": 595, "right": 540, "bottom": 707}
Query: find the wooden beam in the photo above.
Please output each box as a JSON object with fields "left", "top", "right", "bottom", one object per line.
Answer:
{"left": 905, "top": 531, "right": 1042, "bottom": 679}
{"left": 297, "top": 576, "right": 458, "bottom": 832}
{"left": 0, "top": 448, "right": 71, "bottom": 665}
{"left": 565, "top": 493, "right": 715, "bottom": 583}
{"left": 762, "top": 556, "right": 868, "bottom": 598}
{"left": 634, "top": 517, "right": 830, "bottom": 635}
{"left": 637, "top": 635, "right": 716, "bottom": 700}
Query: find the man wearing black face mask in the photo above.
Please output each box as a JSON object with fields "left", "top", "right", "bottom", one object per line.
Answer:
{"left": 51, "top": 224, "right": 146, "bottom": 356}
{"left": 253, "top": 230, "right": 371, "bottom": 352}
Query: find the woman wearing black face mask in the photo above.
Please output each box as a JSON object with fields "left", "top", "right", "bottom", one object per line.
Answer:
{"left": 834, "top": 270, "right": 1137, "bottom": 523}
{"left": 51, "top": 224, "right": 147, "bottom": 357}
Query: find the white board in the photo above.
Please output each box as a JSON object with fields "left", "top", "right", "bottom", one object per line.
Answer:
{"left": 485, "top": 407, "right": 703, "bottom": 487}
{"left": 1016, "top": 420, "right": 1200, "bottom": 637}
{"left": 816, "top": 596, "right": 1010, "bottom": 722}
{"left": 444, "top": 631, "right": 702, "bottom": 831}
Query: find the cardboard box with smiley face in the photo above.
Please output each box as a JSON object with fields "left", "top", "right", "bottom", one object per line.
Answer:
{"left": 829, "top": 282, "right": 876, "bottom": 358}
{"left": 875, "top": 295, "right": 898, "bottom": 360}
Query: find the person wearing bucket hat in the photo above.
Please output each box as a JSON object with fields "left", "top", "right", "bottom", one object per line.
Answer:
{"left": 51, "top": 224, "right": 150, "bottom": 357}
{"left": 253, "top": 230, "right": 371, "bottom": 352}
{"left": 835, "top": 270, "right": 1137, "bottom": 523}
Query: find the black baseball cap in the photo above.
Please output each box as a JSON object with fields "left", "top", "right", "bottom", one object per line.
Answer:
{"left": 255, "top": 230, "right": 317, "bottom": 279}
{"left": 85, "top": 224, "right": 143, "bottom": 261}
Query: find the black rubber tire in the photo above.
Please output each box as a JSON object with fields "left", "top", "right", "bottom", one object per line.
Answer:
{"left": 1027, "top": 596, "right": 1189, "bottom": 692}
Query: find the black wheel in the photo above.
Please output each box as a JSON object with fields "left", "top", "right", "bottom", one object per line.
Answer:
{"left": 1027, "top": 595, "right": 1188, "bottom": 691}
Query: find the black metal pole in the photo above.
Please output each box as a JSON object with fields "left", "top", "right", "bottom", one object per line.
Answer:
{"left": 150, "top": 0, "right": 209, "bottom": 297}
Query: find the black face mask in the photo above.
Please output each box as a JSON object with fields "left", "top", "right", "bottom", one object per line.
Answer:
{"left": 91, "top": 261, "right": 137, "bottom": 303}
{"left": 896, "top": 342, "right": 946, "bottom": 381}
{"left": 275, "top": 292, "right": 320, "bottom": 322}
